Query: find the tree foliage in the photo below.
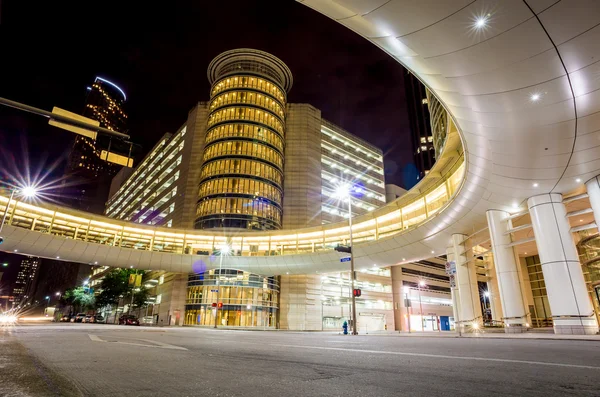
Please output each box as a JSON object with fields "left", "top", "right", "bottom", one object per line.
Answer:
{"left": 95, "top": 269, "right": 147, "bottom": 310}
{"left": 62, "top": 287, "right": 95, "bottom": 312}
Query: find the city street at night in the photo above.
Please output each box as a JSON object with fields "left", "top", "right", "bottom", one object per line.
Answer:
{"left": 2, "top": 325, "right": 599, "bottom": 396}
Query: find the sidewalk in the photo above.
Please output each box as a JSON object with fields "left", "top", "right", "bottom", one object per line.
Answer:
{"left": 362, "top": 330, "right": 600, "bottom": 342}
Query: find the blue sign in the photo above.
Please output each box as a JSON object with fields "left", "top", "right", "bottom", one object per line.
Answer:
{"left": 340, "top": 257, "right": 351, "bottom": 262}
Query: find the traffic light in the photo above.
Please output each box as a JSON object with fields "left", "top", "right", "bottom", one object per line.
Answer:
{"left": 334, "top": 244, "right": 352, "bottom": 253}
{"left": 218, "top": 302, "right": 223, "bottom": 308}
{"left": 353, "top": 289, "right": 362, "bottom": 297}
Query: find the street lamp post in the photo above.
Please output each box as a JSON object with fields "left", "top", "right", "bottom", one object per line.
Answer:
{"left": 346, "top": 195, "right": 358, "bottom": 335}
{"left": 214, "top": 244, "right": 231, "bottom": 329}
{"left": 0, "top": 186, "right": 38, "bottom": 235}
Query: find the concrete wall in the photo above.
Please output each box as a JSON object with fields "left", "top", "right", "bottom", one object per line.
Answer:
{"left": 172, "top": 103, "right": 209, "bottom": 229}
{"left": 279, "top": 274, "right": 323, "bottom": 330}
{"left": 282, "top": 104, "right": 323, "bottom": 229}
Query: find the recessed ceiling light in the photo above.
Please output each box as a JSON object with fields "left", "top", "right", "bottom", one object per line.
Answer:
{"left": 431, "top": 250, "right": 435, "bottom": 254}
{"left": 94, "top": 261, "right": 98, "bottom": 265}
{"left": 580, "top": 219, "right": 583, "bottom": 222}
{"left": 576, "top": 178, "right": 581, "bottom": 183}
{"left": 512, "top": 202, "right": 519, "bottom": 208}
{"left": 402, "top": 258, "right": 406, "bottom": 261}
{"left": 530, "top": 93, "right": 540, "bottom": 101}
{"left": 56, "top": 256, "right": 60, "bottom": 259}
{"left": 475, "top": 16, "right": 488, "bottom": 28}
{"left": 524, "top": 252, "right": 527, "bottom": 255}
{"left": 533, "top": 183, "right": 539, "bottom": 187}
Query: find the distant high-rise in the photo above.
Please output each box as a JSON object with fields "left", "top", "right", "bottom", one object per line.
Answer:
{"left": 12, "top": 257, "right": 40, "bottom": 304}
{"left": 64, "top": 77, "right": 129, "bottom": 214}
{"left": 404, "top": 71, "right": 434, "bottom": 182}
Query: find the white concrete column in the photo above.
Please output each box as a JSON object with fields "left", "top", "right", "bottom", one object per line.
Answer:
{"left": 527, "top": 193, "right": 599, "bottom": 335}
{"left": 486, "top": 210, "right": 528, "bottom": 332}
{"left": 586, "top": 176, "right": 600, "bottom": 225}
{"left": 452, "top": 234, "right": 482, "bottom": 328}
{"left": 446, "top": 245, "right": 460, "bottom": 327}
{"left": 483, "top": 253, "right": 504, "bottom": 323}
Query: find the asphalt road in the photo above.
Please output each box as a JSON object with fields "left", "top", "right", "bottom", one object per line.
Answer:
{"left": 3, "top": 324, "right": 600, "bottom": 396}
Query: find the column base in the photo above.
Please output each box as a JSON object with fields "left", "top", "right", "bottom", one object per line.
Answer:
{"left": 553, "top": 318, "right": 599, "bottom": 335}
{"left": 504, "top": 325, "right": 526, "bottom": 333}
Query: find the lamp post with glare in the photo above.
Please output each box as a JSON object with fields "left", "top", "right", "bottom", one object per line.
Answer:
{"left": 214, "top": 243, "right": 231, "bottom": 329}
{"left": 0, "top": 186, "right": 38, "bottom": 235}
{"left": 418, "top": 280, "right": 426, "bottom": 331}
{"left": 334, "top": 183, "right": 359, "bottom": 335}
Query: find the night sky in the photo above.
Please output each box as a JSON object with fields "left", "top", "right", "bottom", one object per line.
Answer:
{"left": 0, "top": 0, "right": 416, "bottom": 191}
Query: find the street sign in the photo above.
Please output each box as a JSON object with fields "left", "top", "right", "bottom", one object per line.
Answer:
{"left": 340, "top": 257, "right": 351, "bottom": 263}
{"left": 445, "top": 261, "right": 456, "bottom": 275}
{"left": 211, "top": 289, "right": 219, "bottom": 292}
{"left": 49, "top": 107, "right": 99, "bottom": 140}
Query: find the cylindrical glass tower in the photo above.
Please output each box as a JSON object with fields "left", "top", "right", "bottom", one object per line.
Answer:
{"left": 196, "top": 49, "right": 293, "bottom": 230}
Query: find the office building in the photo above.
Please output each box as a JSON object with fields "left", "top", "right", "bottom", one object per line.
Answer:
{"left": 12, "top": 257, "right": 40, "bottom": 304}
{"left": 106, "top": 49, "right": 386, "bottom": 231}
{"left": 64, "top": 77, "right": 129, "bottom": 214}
{"left": 104, "top": 49, "right": 387, "bottom": 326}
{"left": 404, "top": 71, "right": 434, "bottom": 181}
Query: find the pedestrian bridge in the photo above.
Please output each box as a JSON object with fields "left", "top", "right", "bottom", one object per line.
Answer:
{"left": 3, "top": 0, "right": 600, "bottom": 278}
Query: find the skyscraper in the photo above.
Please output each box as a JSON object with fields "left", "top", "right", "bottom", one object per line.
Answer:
{"left": 12, "top": 257, "right": 40, "bottom": 304}
{"left": 64, "top": 77, "right": 129, "bottom": 214}
{"left": 404, "top": 71, "right": 434, "bottom": 182}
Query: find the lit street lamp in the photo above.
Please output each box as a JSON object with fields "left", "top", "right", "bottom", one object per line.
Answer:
{"left": 333, "top": 182, "right": 362, "bottom": 335}
{"left": 214, "top": 243, "right": 231, "bottom": 329}
{"left": 0, "top": 185, "right": 38, "bottom": 238}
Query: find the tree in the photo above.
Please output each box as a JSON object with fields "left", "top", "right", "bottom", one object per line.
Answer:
{"left": 62, "top": 287, "right": 95, "bottom": 313}
{"left": 95, "top": 269, "right": 147, "bottom": 313}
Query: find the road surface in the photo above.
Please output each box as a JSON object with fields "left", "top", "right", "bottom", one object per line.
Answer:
{"left": 2, "top": 324, "right": 599, "bottom": 396}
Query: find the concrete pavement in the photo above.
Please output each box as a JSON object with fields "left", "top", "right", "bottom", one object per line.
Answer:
{"left": 3, "top": 324, "right": 600, "bottom": 396}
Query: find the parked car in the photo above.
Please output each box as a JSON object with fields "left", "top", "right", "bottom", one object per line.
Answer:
{"left": 94, "top": 314, "right": 105, "bottom": 323}
{"left": 59, "top": 314, "right": 71, "bottom": 322}
{"left": 84, "top": 315, "right": 94, "bottom": 323}
{"left": 74, "top": 313, "right": 86, "bottom": 323}
{"left": 118, "top": 315, "right": 140, "bottom": 326}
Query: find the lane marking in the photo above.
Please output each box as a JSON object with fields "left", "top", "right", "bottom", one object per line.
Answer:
{"left": 270, "top": 344, "right": 600, "bottom": 370}
{"left": 88, "top": 334, "right": 187, "bottom": 350}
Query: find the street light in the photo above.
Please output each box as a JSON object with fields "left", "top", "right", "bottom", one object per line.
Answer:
{"left": 333, "top": 182, "right": 360, "bottom": 335}
{"left": 0, "top": 185, "right": 38, "bottom": 237}
{"left": 214, "top": 243, "right": 231, "bottom": 329}
{"left": 418, "top": 280, "right": 426, "bottom": 332}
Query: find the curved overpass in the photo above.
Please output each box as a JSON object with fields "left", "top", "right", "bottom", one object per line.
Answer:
{"left": 3, "top": 0, "right": 600, "bottom": 277}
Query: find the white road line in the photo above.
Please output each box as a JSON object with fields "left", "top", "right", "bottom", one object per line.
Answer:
{"left": 88, "top": 334, "right": 187, "bottom": 350}
{"left": 270, "top": 344, "right": 600, "bottom": 370}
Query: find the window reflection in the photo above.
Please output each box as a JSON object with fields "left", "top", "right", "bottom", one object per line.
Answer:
{"left": 210, "top": 91, "right": 285, "bottom": 119}
{"left": 206, "top": 124, "right": 284, "bottom": 152}
{"left": 211, "top": 75, "right": 286, "bottom": 104}
{"left": 200, "top": 159, "right": 283, "bottom": 186}
{"left": 203, "top": 140, "right": 283, "bottom": 169}
{"left": 199, "top": 177, "right": 282, "bottom": 204}
{"left": 207, "top": 107, "right": 284, "bottom": 134}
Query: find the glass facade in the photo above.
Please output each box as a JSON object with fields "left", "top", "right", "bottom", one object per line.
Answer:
{"left": 185, "top": 269, "right": 279, "bottom": 328}
{"left": 197, "top": 49, "right": 292, "bottom": 230}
